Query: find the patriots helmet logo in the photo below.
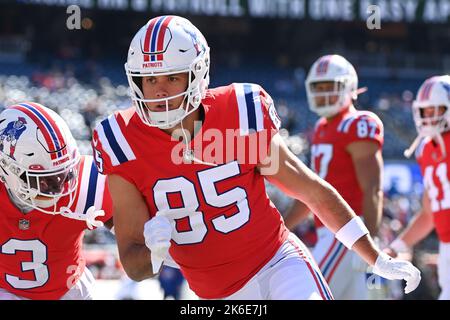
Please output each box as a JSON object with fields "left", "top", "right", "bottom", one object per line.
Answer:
{"left": 0, "top": 117, "right": 28, "bottom": 160}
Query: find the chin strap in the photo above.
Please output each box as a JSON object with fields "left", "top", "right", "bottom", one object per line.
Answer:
{"left": 404, "top": 133, "right": 446, "bottom": 159}
{"left": 60, "top": 206, "right": 105, "bottom": 230}
{"left": 180, "top": 119, "right": 217, "bottom": 167}
{"left": 404, "top": 135, "right": 423, "bottom": 159}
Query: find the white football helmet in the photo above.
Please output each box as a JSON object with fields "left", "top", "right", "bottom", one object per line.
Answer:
{"left": 305, "top": 54, "right": 358, "bottom": 118}
{"left": 125, "top": 15, "right": 210, "bottom": 129}
{"left": 404, "top": 75, "right": 450, "bottom": 158}
{"left": 412, "top": 75, "right": 450, "bottom": 137}
{"left": 0, "top": 102, "right": 80, "bottom": 214}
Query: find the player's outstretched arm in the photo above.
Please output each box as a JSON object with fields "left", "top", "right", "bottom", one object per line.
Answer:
{"left": 108, "top": 174, "right": 159, "bottom": 280}
{"left": 260, "top": 133, "right": 366, "bottom": 239}
{"left": 260, "top": 133, "right": 421, "bottom": 293}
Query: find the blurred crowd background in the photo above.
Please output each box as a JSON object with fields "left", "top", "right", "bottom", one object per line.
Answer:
{"left": 0, "top": 0, "right": 449, "bottom": 299}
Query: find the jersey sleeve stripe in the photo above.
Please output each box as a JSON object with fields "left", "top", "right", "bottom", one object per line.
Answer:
{"left": 94, "top": 173, "right": 106, "bottom": 213}
{"left": 337, "top": 116, "right": 352, "bottom": 132}
{"left": 101, "top": 119, "right": 128, "bottom": 164}
{"left": 234, "top": 83, "right": 249, "bottom": 136}
{"left": 97, "top": 122, "right": 120, "bottom": 166}
{"left": 83, "top": 160, "right": 99, "bottom": 214}
{"left": 251, "top": 84, "right": 264, "bottom": 132}
{"left": 107, "top": 115, "right": 136, "bottom": 161}
{"left": 342, "top": 116, "right": 356, "bottom": 133}
{"left": 74, "top": 156, "right": 94, "bottom": 214}
{"left": 98, "top": 115, "right": 135, "bottom": 166}
{"left": 243, "top": 84, "right": 258, "bottom": 132}
{"left": 234, "top": 83, "right": 265, "bottom": 135}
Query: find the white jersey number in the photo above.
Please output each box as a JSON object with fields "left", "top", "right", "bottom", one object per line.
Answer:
{"left": 424, "top": 162, "right": 450, "bottom": 212}
{"left": 311, "top": 144, "right": 333, "bottom": 179}
{"left": 356, "top": 119, "right": 378, "bottom": 139}
{"left": 1, "top": 239, "right": 49, "bottom": 289}
{"left": 153, "top": 161, "right": 250, "bottom": 245}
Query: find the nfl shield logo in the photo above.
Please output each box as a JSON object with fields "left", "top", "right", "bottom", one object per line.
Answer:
{"left": 18, "top": 219, "right": 30, "bottom": 230}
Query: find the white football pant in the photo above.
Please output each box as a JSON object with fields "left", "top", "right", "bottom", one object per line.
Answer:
{"left": 313, "top": 226, "right": 368, "bottom": 300}
{"left": 218, "top": 232, "right": 333, "bottom": 300}
{"left": 438, "top": 242, "right": 450, "bottom": 300}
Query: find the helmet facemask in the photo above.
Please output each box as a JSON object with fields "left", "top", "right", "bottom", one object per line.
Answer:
{"left": 306, "top": 77, "right": 356, "bottom": 118}
{"left": 0, "top": 152, "right": 80, "bottom": 215}
{"left": 125, "top": 48, "right": 210, "bottom": 129}
{"left": 412, "top": 102, "right": 449, "bottom": 138}
{"left": 404, "top": 77, "right": 450, "bottom": 159}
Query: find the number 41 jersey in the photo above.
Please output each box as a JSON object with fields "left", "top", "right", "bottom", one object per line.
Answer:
{"left": 93, "top": 83, "right": 289, "bottom": 299}
{"left": 416, "top": 133, "right": 450, "bottom": 243}
{"left": 311, "top": 108, "right": 384, "bottom": 228}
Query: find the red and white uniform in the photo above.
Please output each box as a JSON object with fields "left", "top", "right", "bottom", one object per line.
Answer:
{"left": 93, "top": 83, "right": 333, "bottom": 299}
{"left": 416, "top": 132, "right": 450, "bottom": 299}
{"left": 310, "top": 108, "right": 384, "bottom": 299}
{"left": 0, "top": 155, "right": 113, "bottom": 300}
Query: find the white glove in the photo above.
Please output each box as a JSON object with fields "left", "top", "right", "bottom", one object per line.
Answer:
{"left": 143, "top": 214, "right": 173, "bottom": 274}
{"left": 85, "top": 206, "right": 105, "bottom": 230}
{"left": 372, "top": 252, "right": 421, "bottom": 294}
{"left": 60, "top": 205, "right": 105, "bottom": 230}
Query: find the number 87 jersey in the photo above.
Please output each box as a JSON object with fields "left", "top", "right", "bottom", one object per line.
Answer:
{"left": 311, "top": 109, "right": 384, "bottom": 228}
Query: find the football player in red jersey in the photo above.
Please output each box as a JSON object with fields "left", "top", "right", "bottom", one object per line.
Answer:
{"left": 386, "top": 75, "right": 450, "bottom": 300}
{"left": 0, "top": 102, "right": 113, "bottom": 300}
{"left": 284, "top": 55, "right": 384, "bottom": 299}
{"left": 92, "top": 15, "right": 420, "bottom": 300}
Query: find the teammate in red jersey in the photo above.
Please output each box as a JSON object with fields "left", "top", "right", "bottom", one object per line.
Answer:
{"left": 93, "top": 15, "right": 420, "bottom": 300}
{"left": 0, "top": 102, "right": 113, "bottom": 300}
{"left": 387, "top": 75, "right": 450, "bottom": 300}
{"left": 284, "top": 54, "right": 384, "bottom": 299}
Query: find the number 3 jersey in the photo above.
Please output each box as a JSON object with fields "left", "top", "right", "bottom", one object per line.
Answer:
{"left": 92, "top": 83, "right": 289, "bottom": 299}
{"left": 416, "top": 133, "right": 450, "bottom": 243}
{"left": 0, "top": 155, "right": 113, "bottom": 300}
{"left": 311, "top": 108, "right": 384, "bottom": 228}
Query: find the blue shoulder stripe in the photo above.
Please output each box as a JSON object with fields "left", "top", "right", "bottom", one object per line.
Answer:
{"left": 101, "top": 119, "right": 128, "bottom": 164}
{"left": 243, "top": 83, "right": 257, "bottom": 131}
{"left": 83, "top": 160, "right": 99, "bottom": 214}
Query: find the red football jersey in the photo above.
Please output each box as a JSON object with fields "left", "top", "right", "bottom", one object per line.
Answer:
{"left": 416, "top": 132, "right": 450, "bottom": 243}
{"left": 311, "top": 108, "right": 384, "bottom": 227}
{"left": 0, "top": 155, "right": 113, "bottom": 300}
{"left": 92, "top": 83, "right": 289, "bottom": 299}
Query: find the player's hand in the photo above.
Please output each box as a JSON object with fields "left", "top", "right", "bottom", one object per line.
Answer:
{"left": 143, "top": 214, "right": 173, "bottom": 274}
{"left": 372, "top": 252, "right": 421, "bottom": 294}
